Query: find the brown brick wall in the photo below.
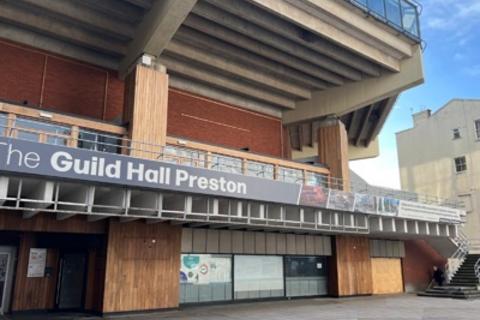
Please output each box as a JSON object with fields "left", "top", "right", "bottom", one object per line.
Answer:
{"left": 167, "top": 89, "right": 284, "bottom": 157}
{"left": 402, "top": 239, "right": 446, "bottom": 292}
{"left": 0, "top": 39, "right": 124, "bottom": 122}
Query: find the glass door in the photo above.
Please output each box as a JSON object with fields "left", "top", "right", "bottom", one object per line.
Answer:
{"left": 0, "top": 247, "right": 16, "bottom": 315}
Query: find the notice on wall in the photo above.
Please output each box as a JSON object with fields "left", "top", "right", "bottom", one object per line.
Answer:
{"left": 180, "top": 254, "right": 231, "bottom": 285}
{"left": 27, "top": 248, "right": 47, "bottom": 278}
{"left": 398, "top": 201, "right": 461, "bottom": 223}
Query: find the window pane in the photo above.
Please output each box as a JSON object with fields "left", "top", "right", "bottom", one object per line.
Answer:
{"left": 285, "top": 256, "right": 328, "bottom": 297}
{"left": 306, "top": 173, "right": 328, "bottom": 187}
{"left": 385, "top": 0, "right": 402, "bottom": 26}
{"left": 246, "top": 161, "right": 274, "bottom": 179}
{"left": 0, "top": 113, "right": 7, "bottom": 136}
{"left": 401, "top": 0, "right": 419, "bottom": 36}
{"left": 368, "top": 0, "right": 386, "bottom": 17}
{"left": 475, "top": 120, "right": 480, "bottom": 139}
{"left": 278, "top": 167, "right": 303, "bottom": 184}
{"left": 234, "top": 255, "right": 284, "bottom": 300}
{"left": 211, "top": 154, "right": 242, "bottom": 174}
{"left": 163, "top": 146, "right": 206, "bottom": 167}
{"left": 78, "top": 129, "right": 121, "bottom": 154}
{"left": 14, "top": 117, "right": 70, "bottom": 145}
{"left": 180, "top": 254, "right": 232, "bottom": 303}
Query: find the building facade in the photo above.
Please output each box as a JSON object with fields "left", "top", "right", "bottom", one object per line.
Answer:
{"left": 397, "top": 100, "right": 480, "bottom": 245}
{"left": 0, "top": 0, "right": 464, "bottom": 316}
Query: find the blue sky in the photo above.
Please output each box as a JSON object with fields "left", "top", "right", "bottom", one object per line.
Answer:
{"left": 350, "top": 0, "right": 480, "bottom": 189}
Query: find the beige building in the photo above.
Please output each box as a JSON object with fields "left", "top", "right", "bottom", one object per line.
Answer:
{"left": 396, "top": 99, "right": 480, "bottom": 241}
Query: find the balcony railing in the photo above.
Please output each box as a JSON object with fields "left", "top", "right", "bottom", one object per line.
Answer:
{"left": 0, "top": 102, "right": 463, "bottom": 210}
{"left": 345, "top": 0, "right": 421, "bottom": 40}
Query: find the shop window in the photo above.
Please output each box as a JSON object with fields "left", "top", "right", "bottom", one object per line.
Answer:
{"left": 475, "top": 119, "right": 480, "bottom": 139}
{"left": 180, "top": 254, "right": 232, "bottom": 303}
{"left": 234, "top": 255, "right": 284, "bottom": 300}
{"left": 452, "top": 128, "right": 461, "bottom": 139}
{"left": 78, "top": 129, "right": 122, "bottom": 154}
{"left": 0, "top": 113, "right": 6, "bottom": 136}
{"left": 285, "top": 256, "right": 328, "bottom": 297}
{"left": 14, "top": 117, "right": 71, "bottom": 145}
{"left": 454, "top": 156, "right": 467, "bottom": 173}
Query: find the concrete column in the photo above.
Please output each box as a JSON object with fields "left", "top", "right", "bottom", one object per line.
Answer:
{"left": 317, "top": 117, "right": 350, "bottom": 190}
{"left": 124, "top": 57, "right": 169, "bottom": 159}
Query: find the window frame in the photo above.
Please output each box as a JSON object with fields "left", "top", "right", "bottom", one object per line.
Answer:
{"left": 452, "top": 128, "right": 461, "bottom": 140}
{"left": 454, "top": 156, "right": 467, "bottom": 173}
{"left": 474, "top": 119, "right": 480, "bottom": 140}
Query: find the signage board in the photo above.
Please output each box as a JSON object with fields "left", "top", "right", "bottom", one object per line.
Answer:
{"left": 27, "top": 248, "right": 47, "bottom": 278}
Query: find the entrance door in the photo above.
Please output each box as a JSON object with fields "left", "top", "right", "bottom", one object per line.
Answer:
{"left": 0, "top": 246, "right": 16, "bottom": 315}
{"left": 56, "top": 252, "right": 87, "bottom": 310}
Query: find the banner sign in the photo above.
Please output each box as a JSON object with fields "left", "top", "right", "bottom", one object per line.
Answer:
{"left": 0, "top": 137, "right": 464, "bottom": 224}
{"left": 0, "top": 137, "right": 301, "bottom": 205}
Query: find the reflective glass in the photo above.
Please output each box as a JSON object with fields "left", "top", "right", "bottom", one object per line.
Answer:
{"left": 246, "top": 161, "right": 274, "bottom": 179}
{"left": 78, "top": 129, "right": 121, "bottom": 154}
{"left": 211, "top": 154, "right": 242, "bottom": 174}
{"left": 368, "top": 0, "right": 386, "bottom": 17}
{"left": 278, "top": 167, "right": 303, "bottom": 184}
{"left": 15, "top": 117, "right": 70, "bottom": 145}
{"left": 401, "top": 0, "right": 419, "bottom": 36}
{"left": 386, "top": 0, "right": 402, "bottom": 27}
{"left": 0, "top": 113, "right": 6, "bottom": 136}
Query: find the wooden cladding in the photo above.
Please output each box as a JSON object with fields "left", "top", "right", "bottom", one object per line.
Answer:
{"left": 317, "top": 119, "right": 350, "bottom": 190}
{"left": 124, "top": 65, "right": 169, "bottom": 159}
{"left": 11, "top": 233, "right": 58, "bottom": 311}
{"left": 331, "top": 236, "right": 373, "bottom": 296}
{"left": 102, "top": 220, "right": 182, "bottom": 313}
{"left": 371, "top": 258, "right": 404, "bottom": 294}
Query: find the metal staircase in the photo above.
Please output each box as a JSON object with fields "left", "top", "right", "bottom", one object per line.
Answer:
{"left": 419, "top": 230, "right": 480, "bottom": 299}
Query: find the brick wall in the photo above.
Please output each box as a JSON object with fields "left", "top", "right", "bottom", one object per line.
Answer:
{"left": 402, "top": 239, "right": 446, "bottom": 292}
{"left": 0, "top": 39, "right": 124, "bottom": 122}
{"left": 167, "top": 89, "right": 284, "bottom": 157}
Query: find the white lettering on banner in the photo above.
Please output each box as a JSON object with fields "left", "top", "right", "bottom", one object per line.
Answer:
{"left": 175, "top": 169, "right": 247, "bottom": 195}
{"left": 6, "top": 143, "right": 40, "bottom": 169}
{"left": 51, "top": 151, "right": 121, "bottom": 178}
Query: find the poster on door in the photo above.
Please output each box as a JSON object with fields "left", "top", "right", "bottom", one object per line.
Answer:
{"left": 27, "top": 248, "right": 47, "bottom": 278}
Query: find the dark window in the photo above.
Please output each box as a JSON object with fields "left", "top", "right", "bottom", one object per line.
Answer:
{"left": 454, "top": 156, "right": 467, "bottom": 173}
{"left": 453, "top": 128, "right": 461, "bottom": 139}
{"left": 78, "top": 129, "right": 122, "bottom": 154}
{"left": 0, "top": 113, "right": 6, "bottom": 136}
{"left": 285, "top": 256, "right": 327, "bottom": 277}
{"left": 475, "top": 119, "right": 480, "bottom": 139}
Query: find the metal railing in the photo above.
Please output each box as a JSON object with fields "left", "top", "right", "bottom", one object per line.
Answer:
{"left": 475, "top": 257, "right": 480, "bottom": 284}
{"left": 445, "top": 229, "right": 470, "bottom": 283}
{"left": 346, "top": 0, "right": 421, "bottom": 41}
{"left": 0, "top": 113, "right": 465, "bottom": 210}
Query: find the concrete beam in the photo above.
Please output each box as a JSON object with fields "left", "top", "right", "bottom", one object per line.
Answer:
{"left": 355, "top": 105, "right": 374, "bottom": 146}
{"left": 0, "top": 21, "right": 118, "bottom": 70}
{"left": 283, "top": 45, "right": 424, "bottom": 124}
{"left": 290, "top": 0, "right": 413, "bottom": 58}
{"left": 192, "top": 2, "right": 362, "bottom": 80}
{"left": 184, "top": 15, "right": 344, "bottom": 85}
{"left": 160, "top": 55, "right": 296, "bottom": 109}
{"left": 124, "top": 0, "right": 153, "bottom": 10}
{"left": 169, "top": 76, "right": 282, "bottom": 117}
{"left": 78, "top": 0, "right": 145, "bottom": 24}
{"left": 120, "top": 0, "right": 197, "bottom": 74}
{"left": 15, "top": 0, "right": 134, "bottom": 40}
{"left": 249, "top": 0, "right": 401, "bottom": 71}
{"left": 0, "top": 177, "right": 8, "bottom": 206}
{"left": 87, "top": 215, "right": 110, "bottom": 222}
{"left": 57, "top": 213, "right": 76, "bottom": 221}
{"left": 0, "top": 1, "right": 126, "bottom": 56}
{"left": 165, "top": 39, "right": 311, "bottom": 99}
{"left": 365, "top": 95, "right": 398, "bottom": 144}
{"left": 175, "top": 27, "right": 329, "bottom": 90}
{"left": 207, "top": 0, "right": 380, "bottom": 77}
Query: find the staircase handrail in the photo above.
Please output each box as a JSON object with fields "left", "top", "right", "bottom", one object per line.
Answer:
{"left": 475, "top": 258, "right": 480, "bottom": 282}
{"left": 445, "top": 230, "right": 470, "bottom": 283}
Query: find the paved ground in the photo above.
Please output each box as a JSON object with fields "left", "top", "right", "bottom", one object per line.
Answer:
{"left": 4, "top": 294, "right": 480, "bottom": 320}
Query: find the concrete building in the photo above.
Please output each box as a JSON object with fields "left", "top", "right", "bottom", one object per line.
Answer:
{"left": 0, "top": 0, "right": 471, "bottom": 316}
{"left": 397, "top": 100, "right": 480, "bottom": 246}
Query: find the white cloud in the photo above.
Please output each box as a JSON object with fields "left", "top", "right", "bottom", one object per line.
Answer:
{"left": 422, "top": 0, "right": 480, "bottom": 45}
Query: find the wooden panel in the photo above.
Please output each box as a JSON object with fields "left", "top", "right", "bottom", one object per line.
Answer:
{"left": 192, "top": 229, "right": 207, "bottom": 253}
{"left": 206, "top": 229, "right": 219, "bottom": 253}
{"left": 181, "top": 228, "right": 193, "bottom": 252}
{"left": 126, "top": 65, "right": 168, "bottom": 159}
{"left": 332, "top": 236, "right": 373, "bottom": 296}
{"left": 255, "top": 232, "right": 266, "bottom": 254}
{"left": 371, "top": 258, "right": 404, "bottom": 294}
{"left": 0, "top": 211, "right": 106, "bottom": 234}
{"left": 243, "top": 231, "right": 255, "bottom": 254}
{"left": 11, "top": 233, "right": 59, "bottom": 311}
{"left": 317, "top": 119, "right": 350, "bottom": 190}
{"left": 218, "top": 230, "right": 232, "bottom": 253}
{"left": 102, "top": 220, "right": 182, "bottom": 313}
